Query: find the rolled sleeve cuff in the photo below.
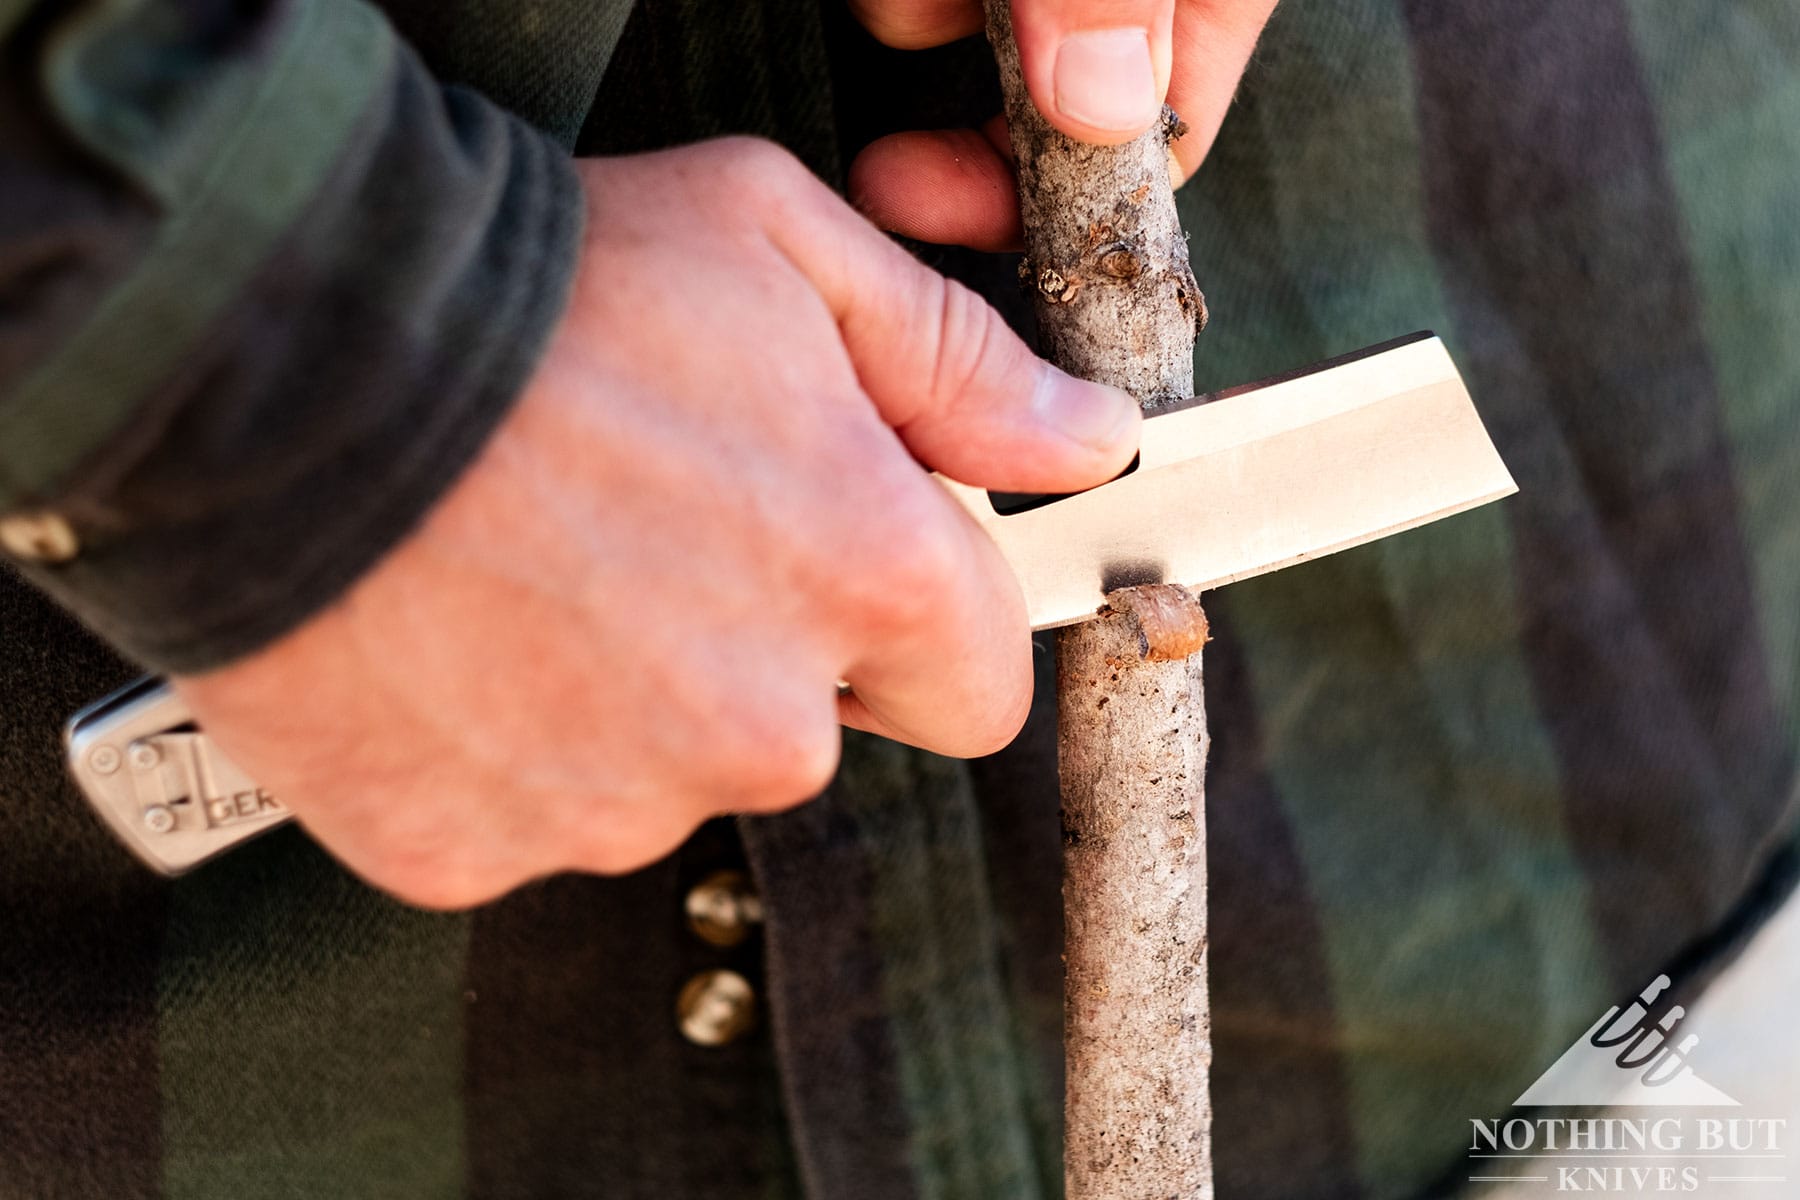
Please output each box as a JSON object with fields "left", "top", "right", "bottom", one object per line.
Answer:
{"left": 3, "top": 0, "right": 584, "bottom": 673}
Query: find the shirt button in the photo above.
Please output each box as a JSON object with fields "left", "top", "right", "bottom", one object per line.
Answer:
{"left": 0, "top": 511, "right": 79, "bottom": 563}
{"left": 676, "top": 968, "right": 757, "bottom": 1047}
{"left": 684, "top": 869, "right": 765, "bottom": 948}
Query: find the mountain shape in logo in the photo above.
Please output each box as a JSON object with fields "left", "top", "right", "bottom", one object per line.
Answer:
{"left": 1515, "top": 975, "right": 1738, "bottom": 1107}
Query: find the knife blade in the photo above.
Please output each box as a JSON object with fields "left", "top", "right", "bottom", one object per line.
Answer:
{"left": 944, "top": 331, "right": 1516, "bottom": 630}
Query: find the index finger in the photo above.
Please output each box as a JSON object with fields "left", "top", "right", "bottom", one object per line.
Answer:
{"left": 1166, "top": 0, "right": 1279, "bottom": 181}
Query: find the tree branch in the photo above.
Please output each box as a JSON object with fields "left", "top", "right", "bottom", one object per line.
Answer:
{"left": 982, "top": 5, "right": 1213, "bottom": 1196}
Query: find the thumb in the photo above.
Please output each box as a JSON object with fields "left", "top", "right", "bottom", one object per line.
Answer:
{"left": 1008, "top": 0, "right": 1175, "bottom": 144}
{"left": 769, "top": 174, "right": 1142, "bottom": 493}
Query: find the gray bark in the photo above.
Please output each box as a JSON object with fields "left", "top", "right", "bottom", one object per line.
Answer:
{"left": 984, "top": 0, "right": 1203, "bottom": 407}
{"left": 982, "top": 5, "right": 1213, "bottom": 1197}
{"left": 1057, "top": 585, "right": 1212, "bottom": 1199}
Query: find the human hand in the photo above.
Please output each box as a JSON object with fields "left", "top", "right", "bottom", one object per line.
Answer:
{"left": 170, "top": 139, "right": 1141, "bottom": 908}
{"left": 847, "top": 0, "right": 1279, "bottom": 250}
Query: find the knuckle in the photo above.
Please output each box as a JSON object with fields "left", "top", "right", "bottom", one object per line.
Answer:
{"left": 847, "top": 495, "right": 968, "bottom": 630}
{"left": 731, "top": 704, "right": 842, "bottom": 809}
{"left": 937, "top": 652, "right": 1035, "bottom": 759}
{"left": 572, "top": 812, "right": 703, "bottom": 876}
{"left": 709, "top": 137, "right": 839, "bottom": 253}
{"left": 972, "top": 675, "right": 1034, "bottom": 754}
{"left": 320, "top": 789, "right": 527, "bottom": 910}
{"left": 364, "top": 851, "right": 515, "bottom": 911}
{"left": 714, "top": 136, "right": 806, "bottom": 200}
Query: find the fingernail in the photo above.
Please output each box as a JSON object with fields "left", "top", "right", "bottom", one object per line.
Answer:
{"left": 1054, "top": 28, "right": 1159, "bottom": 134}
{"left": 1034, "top": 369, "right": 1138, "bottom": 452}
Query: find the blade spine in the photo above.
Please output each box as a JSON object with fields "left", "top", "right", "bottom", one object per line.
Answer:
{"left": 1134, "top": 340, "right": 1460, "bottom": 470}
{"left": 1146, "top": 329, "right": 1439, "bottom": 419}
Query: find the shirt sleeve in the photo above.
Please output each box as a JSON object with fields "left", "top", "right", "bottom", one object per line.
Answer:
{"left": 0, "top": 0, "right": 584, "bottom": 673}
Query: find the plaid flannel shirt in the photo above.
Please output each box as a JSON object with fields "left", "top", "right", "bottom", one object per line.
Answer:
{"left": 2, "top": 1, "right": 1798, "bottom": 1197}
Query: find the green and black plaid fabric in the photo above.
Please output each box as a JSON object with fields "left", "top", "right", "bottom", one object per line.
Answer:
{"left": 3, "top": 1, "right": 1798, "bottom": 1197}
{"left": 1191, "top": 4, "right": 1800, "bottom": 1194}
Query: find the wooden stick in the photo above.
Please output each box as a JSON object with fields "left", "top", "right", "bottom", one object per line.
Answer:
{"left": 983, "top": 4, "right": 1203, "bottom": 405}
{"left": 1058, "top": 585, "right": 1212, "bottom": 1196}
{"left": 982, "top": 5, "right": 1213, "bottom": 1196}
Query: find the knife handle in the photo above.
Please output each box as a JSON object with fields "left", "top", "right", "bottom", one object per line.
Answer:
{"left": 65, "top": 677, "right": 292, "bottom": 876}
